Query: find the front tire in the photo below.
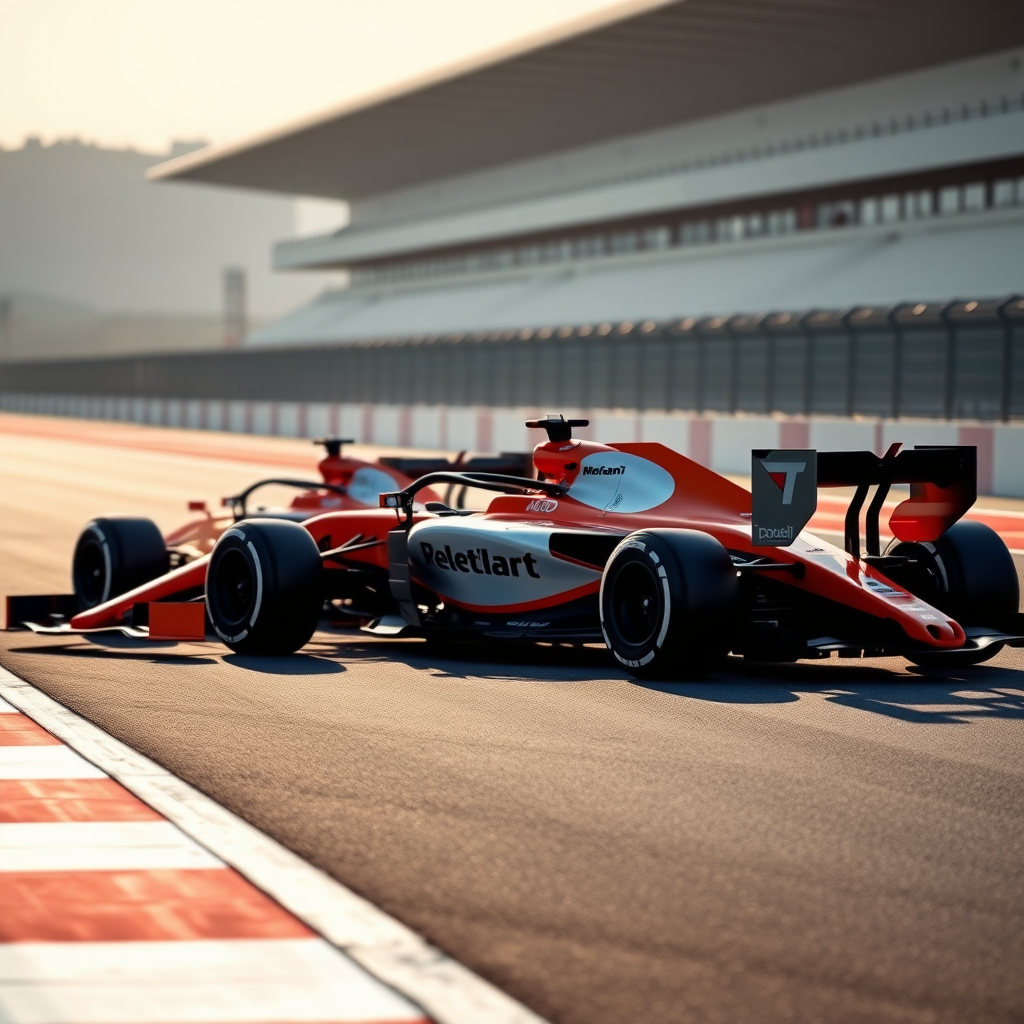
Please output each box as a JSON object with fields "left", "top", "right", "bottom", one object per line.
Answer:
{"left": 206, "top": 520, "right": 324, "bottom": 654}
{"left": 600, "top": 529, "right": 738, "bottom": 679}
{"left": 72, "top": 516, "right": 169, "bottom": 610}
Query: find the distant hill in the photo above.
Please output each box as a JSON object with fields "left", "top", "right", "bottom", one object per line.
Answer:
{"left": 0, "top": 139, "right": 339, "bottom": 350}
{"left": 0, "top": 290, "right": 232, "bottom": 361}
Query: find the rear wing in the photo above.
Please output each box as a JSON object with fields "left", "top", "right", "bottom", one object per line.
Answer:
{"left": 751, "top": 444, "right": 976, "bottom": 558}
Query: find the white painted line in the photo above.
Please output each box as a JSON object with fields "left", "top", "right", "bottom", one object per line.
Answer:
{"left": 0, "top": 847, "right": 218, "bottom": 873}
{"left": 973, "top": 506, "right": 1024, "bottom": 520}
{"left": 0, "top": 665, "right": 548, "bottom": 1024}
{"left": 0, "top": 939, "right": 424, "bottom": 1024}
{"left": 0, "top": 821, "right": 224, "bottom": 872}
{"left": 0, "top": 745, "right": 106, "bottom": 779}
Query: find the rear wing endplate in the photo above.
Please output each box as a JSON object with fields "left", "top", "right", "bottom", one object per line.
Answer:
{"left": 751, "top": 445, "right": 977, "bottom": 556}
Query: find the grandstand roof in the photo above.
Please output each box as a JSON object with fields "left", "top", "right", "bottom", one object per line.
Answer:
{"left": 150, "top": 0, "right": 1024, "bottom": 201}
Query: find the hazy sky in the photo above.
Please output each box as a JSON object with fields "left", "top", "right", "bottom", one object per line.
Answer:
{"left": 0, "top": 0, "right": 622, "bottom": 154}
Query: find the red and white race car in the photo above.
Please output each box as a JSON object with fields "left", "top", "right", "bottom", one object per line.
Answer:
{"left": 10, "top": 439, "right": 528, "bottom": 624}
{"left": 11, "top": 416, "right": 1023, "bottom": 676}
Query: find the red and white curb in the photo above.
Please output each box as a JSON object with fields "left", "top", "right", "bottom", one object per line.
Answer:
{"left": 0, "top": 666, "right": 547, "bottom": 1024}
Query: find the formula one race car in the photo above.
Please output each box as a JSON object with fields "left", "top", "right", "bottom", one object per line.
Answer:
{"left": 11, "top": 416, "right": 1023, "bottom": 676}
{"left": 55, "top": 438, "right": 531, "bottom": 615}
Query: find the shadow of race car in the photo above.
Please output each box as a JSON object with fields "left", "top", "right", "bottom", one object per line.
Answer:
{"left": 11, "top": 416, "right": 1023, "bottom": 675}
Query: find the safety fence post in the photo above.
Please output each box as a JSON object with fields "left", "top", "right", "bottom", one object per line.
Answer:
{"left": 798, "top": 310, "right": 816, "bottom": 417}
{"left": 886, "top": 303, "right": 906, "bottom": 420}
{"left": 996, "top": 295, "right": 1017, "bottom": 423}
{"left": 839, "top": 307, "right": 857, "bottom": 418}
{"left": 938, "top": 300, "right": 958, "bottom": 421}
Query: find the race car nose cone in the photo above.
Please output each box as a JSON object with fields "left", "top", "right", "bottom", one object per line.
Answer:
{"left": 915, "top": 617, "right": 965, "bottom": 647}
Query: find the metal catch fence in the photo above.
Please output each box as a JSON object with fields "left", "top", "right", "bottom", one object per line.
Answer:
{"left": 2, "top": 296, "right": 1023, "bottom": 421}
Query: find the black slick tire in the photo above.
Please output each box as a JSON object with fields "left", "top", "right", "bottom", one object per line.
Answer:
{"left": 206, "top": 519, "right": 324, "bottom": 655}
{"left": 884, "top": 520, "right": 1019, "bottom": 669}
{"left": 72, "top": 516, "right": 169, "bottom": 610}
{"left": 600, "top": 529, "right": 738, "bottom": 679}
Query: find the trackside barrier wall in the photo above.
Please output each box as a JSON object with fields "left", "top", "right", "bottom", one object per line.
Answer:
{"left": 3, "top": 392, "right": 1023, "bottom": 498}
{"left": 1, "top": 298, "right": 1023, "bottom": 419}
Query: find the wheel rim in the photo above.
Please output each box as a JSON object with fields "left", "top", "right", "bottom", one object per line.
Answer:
{"left": 885, "top": 542, "right": 944, "bottom": 605}
{"left": 610, "top": 560, "right": 661, "bottom": 648}
{"left": 75, "top": 539, "right": 107, "bottom": 607}
{"left": 214, "top": 548, "right": 257, "bottom": 629}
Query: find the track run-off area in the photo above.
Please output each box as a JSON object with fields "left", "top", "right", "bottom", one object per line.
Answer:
{"left": 1, "top": 412, "right": 1023, "bottom": 1024}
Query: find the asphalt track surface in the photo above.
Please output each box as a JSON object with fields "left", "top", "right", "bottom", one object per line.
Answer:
{"left": 2, "top": 414, "right": 1023, "bottom": 1024}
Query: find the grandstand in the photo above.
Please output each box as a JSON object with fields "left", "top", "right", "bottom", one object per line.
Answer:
{"left": 3, "top": 0, "right": 1024, "bottom": 493}
{"left": 149, "top": 0, "right": 1024, "bottom": 346}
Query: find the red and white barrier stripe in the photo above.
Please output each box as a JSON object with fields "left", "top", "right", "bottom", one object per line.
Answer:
{"left": 4, "top": 396, "right": 1023, "bottom": 497}
{"left": 0, "top": 669, "right": 547, "bottom": 1024}
{"left": 0, "top": 695, "right": 428, "bottom": 1024}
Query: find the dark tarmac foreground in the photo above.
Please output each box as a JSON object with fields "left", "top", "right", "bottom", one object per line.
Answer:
{"left": 2, "top": 631, "right": 1022, "bottom": 1024}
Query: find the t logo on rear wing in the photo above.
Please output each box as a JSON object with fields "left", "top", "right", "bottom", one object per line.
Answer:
{"left": 751, "top": 449, "right": 817, "bottom": 546}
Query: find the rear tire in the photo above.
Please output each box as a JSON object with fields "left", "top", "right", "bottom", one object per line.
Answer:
{"left": 884, "top": 521, "right": 1018, "bottom": 669}
{"left": 206, "top": 520, "right": 324, "bottom": 654}
{"left": 600, "top": 529, "right": 738, "bottom": 679}
{"left": 73, "top": 517, "right": 169, "bottom": 610}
